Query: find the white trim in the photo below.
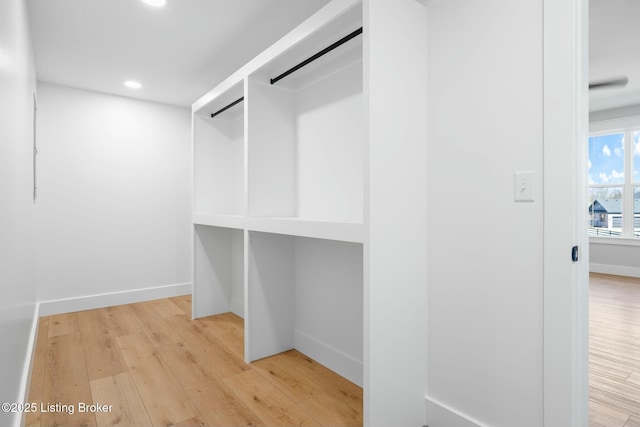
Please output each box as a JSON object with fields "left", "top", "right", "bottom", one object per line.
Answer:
{"left": 193, "top": 214, "right": 245, "bottom": 229}
{"left": 424, "top": 396, "right": 484, "bottom": 427}
{"left": 589, "top": 184, "right": 624, "bottom": 189}
{"left": 246, "top": 217, "right": 364, "bottom": 243}
{"left": 589, "top": 236, "right": 640, "bottom": 246}
{"left": 15, "top": 303, "right": 40, "bottom": 427}
{"left": 293, "top": 329, "right": 363, "bottom": 387}
{"left": 38, "top": 283, "right": 191, "bottom": 317}
{"left": 543, "top": 0, "right": 589, "bottom": 424}
{"left": 589, "top": 263, "right": 640, "bottom": 279}
{"left": 590, "top": 114, "right": 640, "bottom": 131}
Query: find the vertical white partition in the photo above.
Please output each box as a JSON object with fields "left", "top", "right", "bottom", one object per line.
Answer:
{"left": 246, "top": 232, "right": 296, "bottom": 360}
{"left": 295, "top": 58, "right": 363, "bottom": 222}
{"left": 293, "top": 236, "right": 363, "bottom": 385}
{"left": 246, "top": 78, "right": 297, "bottom": 217}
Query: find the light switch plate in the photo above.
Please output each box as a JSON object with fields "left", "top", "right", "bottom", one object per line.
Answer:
{"left": 515, "top": 171, "right": 534, "bottom": 202}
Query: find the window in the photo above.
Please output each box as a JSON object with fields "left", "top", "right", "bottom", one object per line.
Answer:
{"left": 588, "top": 129, "right": 640, "bottom": 238}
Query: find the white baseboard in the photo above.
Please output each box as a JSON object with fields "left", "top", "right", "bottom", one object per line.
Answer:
{"left": 293, "top": 329, "right": 363, "bottom": 387}
{"left": 230, "top": 297, "right": 244, "bottom": 319}
{"left": 425, "top": 396, "right": 485, "bottom": 427}
{"left": 39, "top": 283, "right": 191, "bottom": 317}
{"left": 15, "top": 303, "right": 40, "bottom": 427}
{"left": 590, "top": 263, "right": 640, "bottom": 279}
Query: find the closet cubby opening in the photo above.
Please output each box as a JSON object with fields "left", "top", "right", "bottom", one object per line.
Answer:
{"left": 247, "top": 231, "right": 363, "bottom": 386}
{"left": 247, "top": 16, "right": 363, "bottom": 224}
{"left": 193, "top": 225, "right": 245, "bottom": 320}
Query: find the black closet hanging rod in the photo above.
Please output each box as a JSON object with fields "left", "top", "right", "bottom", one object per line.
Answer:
{"left": 210, "top": 97, "right": 244, "bottom": 118}
{"left": 270, "top": 26, "right": 363, "bottom": 85}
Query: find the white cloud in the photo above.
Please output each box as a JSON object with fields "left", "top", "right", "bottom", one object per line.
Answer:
{"left": 635, "top": 142, "right": 640, "bottom": 157}
{"left": 615, "top": 147, "right": 622, "bottom": 157}
{"left": 611, "top": 169, "right": 624, "bottom": 179}
{"left": 599, "top": 172, "right": 609, "bottom": 183}
{"left": 602, "top": 145, "right": 611, "bottom": 157}
{"left": 588, "top": 159, "right": 592, "bottom": 169}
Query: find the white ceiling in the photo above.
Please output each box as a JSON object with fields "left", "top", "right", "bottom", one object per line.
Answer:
{"left": 26, "top": 0, "right": 639, "bottom": 112}
{"left": 590, "top": 0, "right": 640, "bottom": 112}
{"left": 26, "top": 0, "right": 330, "bottom": 106}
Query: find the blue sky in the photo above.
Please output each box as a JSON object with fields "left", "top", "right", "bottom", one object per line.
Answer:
{"left": 588, "top": 132, "right": 640, "bottom": 186}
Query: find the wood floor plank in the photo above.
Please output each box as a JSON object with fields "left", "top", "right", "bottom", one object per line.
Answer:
{"left": 117, "top": 332, "right": 157, "bottom": 362}
{"left": 251, "top": 355, "right": 324, "bottom": 403}
{"left": 197, "top": 313, "right": 240, "bottom": 336}
{"left": 197, "top": 314, "right": 245, "bottom": 359}
{"left": 625, "top": 416, "right": 640, "bottom": 427}
{"left": 589, "top": 399, "right": 630, "bottom": 427}
{"left": 129, "top": 301, "right": 184, "bottom": 348}
{"left": 24, "top": 399, "right": 41, "bottom": 427}
{"left": 164, "top": 313, "right": 250, "bottom": 379}
{"left": 591, "top": 385, "right": 640, "bottom": 419}
{"left": 296, "top": 391, "right": 363, "bottom": 427}
{"left": 148, "top": 297, "right": 185, "bottom": 318}
{"left": 215, "top": 312, "right": 245, "bottom": 330}
{"left": 157, "top": 341, "right": 263, "bottom": 427}
{"left": 626, "top": 372, "right": 640, "bottom": 387}
{"left": 77, "top": 308, "right": 129, "bottom": 381}
{"left": 47, "top": 312, "right": 79, "bottom": 338}
{"left": 170, "top": 295, "right": 193, "bottom": 316}
{"left": 41, "top": 332, "right": 96, "bottom": 427}
{"left": 90, "top": 372, "right": 153, "bottom": 427}
{"left": 278, "top": 350, "right": 363, "bottom": 413}
{"left": 117, "top": 332, "right": 201, "bottom": 427}
{"left": 101, "top": 304, "right": 144, "bottom": 338}
{"left": 172, "top": 415, "right": 209, "bottom": 427}
{"left": 224, "top": 370, "right": 321, "bottom": 427}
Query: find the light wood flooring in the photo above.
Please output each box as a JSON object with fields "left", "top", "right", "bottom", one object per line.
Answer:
{"left": 590, "top": 273, "right": 640, "bottom": 427}
{"left": 26, "top": 295, "right": 363, "bottom": 427}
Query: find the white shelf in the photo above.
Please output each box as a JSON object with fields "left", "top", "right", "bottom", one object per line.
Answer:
{"left": 246, "top": 216, "right": 364, "bottom": 243}
{"left": 193, "top": 214, "right": 245, "bottom": 230}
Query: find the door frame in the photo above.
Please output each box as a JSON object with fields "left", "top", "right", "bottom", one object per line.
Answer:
{"left": 543, "top": 0, "right": 589, "bottom": 425}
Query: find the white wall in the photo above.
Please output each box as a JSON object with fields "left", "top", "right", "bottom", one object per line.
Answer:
{"left": 36, "top": 83, "right": 192, "bottom": 309}
{"left": 365, "top": 0, "right": 428, "bottom": 425}
{"left": 426, "top": 0, "right": 543, "bottom": 426}
{"left": 590, "top": 240, "right": 640, "bottom": 278}
{"left": 0, "top": 0, "right": 38, "bottom": 425}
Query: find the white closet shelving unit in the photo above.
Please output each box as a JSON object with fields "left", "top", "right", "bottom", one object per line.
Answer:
{"left": 192, "top": 0, "right": 364, "bottom": 387}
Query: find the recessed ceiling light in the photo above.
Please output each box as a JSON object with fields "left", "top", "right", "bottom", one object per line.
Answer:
{"left": 124, "top": 80, "right": 142, "bottom": 89}
{"left": 141, "top": 0, "right": 167, "bottom": 7}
